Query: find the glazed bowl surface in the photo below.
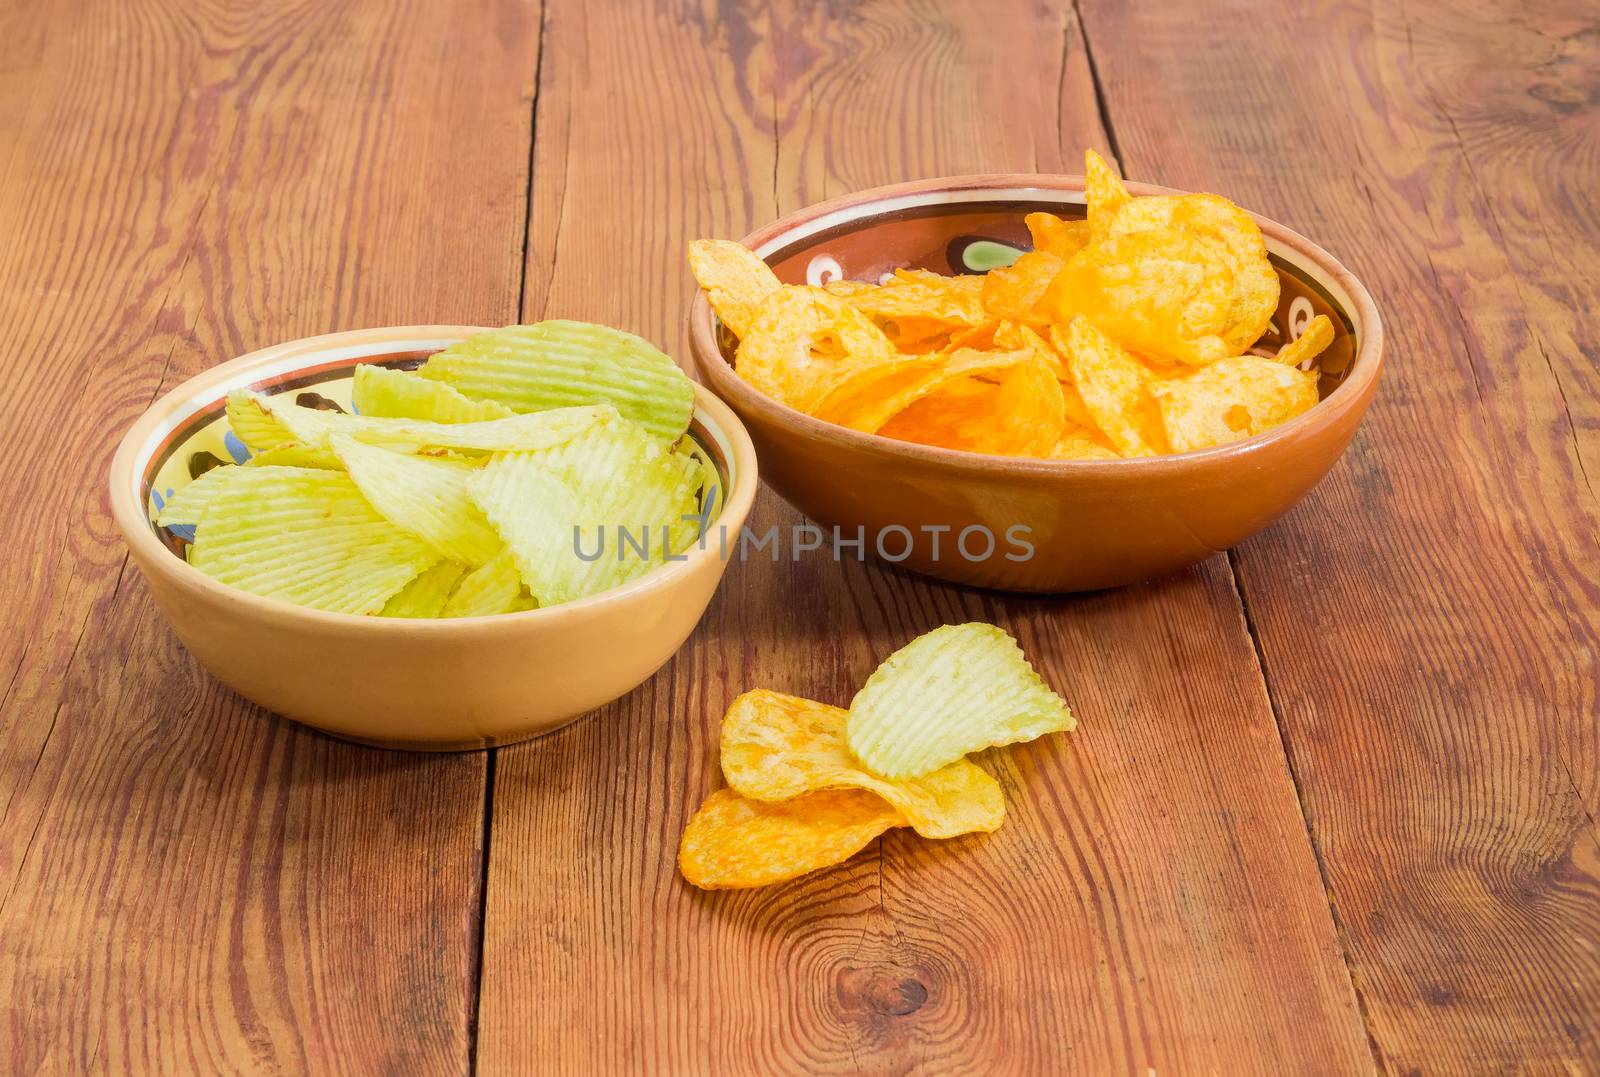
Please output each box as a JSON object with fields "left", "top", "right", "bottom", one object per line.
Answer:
{"left": 110, "top": 326, "right": 757, "bottom": 750}
{"left": 688, "top": 173, "right": 1382, "bottom": 592}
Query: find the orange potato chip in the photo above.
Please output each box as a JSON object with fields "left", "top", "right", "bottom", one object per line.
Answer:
{"left": 1275, "top": 314, "right": 1335, "bottom": 369}
{"left": 945, "top": 321, "right": 1000, "bottom": 352}
{"left": 892, "top": 267, "right": 984, "bottom": 293}
{"left": 1149, "top": 355, "right": 1319, "bottom": 452}
{"left": 1025, "top": 211, "right": 1092, "bottom": 259}
{"left": 821, "top": 278, "right": 875, "bottom": 299}
{"left": 991, "top": 355, "right": 1067, "bottom": 457}
{"left": 877, "top": 354, "right": 1063, "bottom": 457}
{"left": 720, "top": 690, "right": 1005, "bottom": 839}
{"left": 814, "top": 346, "right": 1029, "bottom": 434}
{"left": 1050, "top": 424, "right": 1121, "bottom": 460}
{"left": 678, "top": 787, "right": 903, "bottom": 890}
{"left": 878, "top": 376, "right": 996, "bottom": 449}
{"left": 1043, "top": 229, "right": 1234, "bottom": 364}
{"left": 994, "top": 319, "right": 1068, "bottom": 380}
{"left": 980, "top": 250, "right": 1065, "bottom": 323}
{"left": 688, "top": 239, "right": 782, "bottom": 339}
{"left": 877, "top": 316, "right": 962, "bottom": 354}
{"left": 736, "top": 287, "right": 893, "bottom": 412}
{"left": 1084, "top": 148, "right": 1130, "bottom": 237}
{"left": 1104, "top": 192, "right": 1279, "bottom": 353}
{"left": 1055, "top": 317, "right": 1167, "bottom": 457}
{"left": 843, "top": 272, "right": 988, "bottom": 327}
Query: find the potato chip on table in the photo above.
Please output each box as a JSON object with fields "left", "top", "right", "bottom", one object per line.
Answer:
{"left": 679, "top": 622, "right": 1076, "bottom": 890}
{"left": 678, "top": 788, "right": 904, "bottom": 890}
{"left": 720, "top": 690, "right": 1005, "bottom": 839}
{"left": 847, "top": 623, "right": 1075, "bottom": 780}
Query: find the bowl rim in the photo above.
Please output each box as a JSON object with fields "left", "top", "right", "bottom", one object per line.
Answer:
{"left": 687, "top": 171, "right": 1384, "bottom": 475}
{"left": 109, "top": 324, "right": 760, "bottom": 632}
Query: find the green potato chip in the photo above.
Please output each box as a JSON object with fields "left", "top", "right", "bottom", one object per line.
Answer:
{"left": 189, "top": 468, "right": 438, "bottom": 615}
{"left": 351, "top": 364, "right": 515, "bottom": 423}
{"left": 846, "top": 623, "right": 1076, "bottom": 779}
{"left": 419, "top": 321, "right": 695, "bottom": 443}
{"left": 331, "top": 434, "right": 502, "bottom": 566}
{"left": 381, "top": 561, "right": 470, "bottom": 618}
{"left": 468, "top": 416, "right": 703, "bottom": 606}
{"left": 438, "top": 547, "right": 531, "bottom": 617}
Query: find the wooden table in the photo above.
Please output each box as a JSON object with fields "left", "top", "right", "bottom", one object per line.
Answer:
{"left": 3, "top": 0, "right": 1596, "bottom": 1072}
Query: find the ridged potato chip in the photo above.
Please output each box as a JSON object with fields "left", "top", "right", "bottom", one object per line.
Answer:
{"left": 720, "top": 690, "right": 1004, "bottom": 839}
{"left": 468, "top": 419, "right": 701, "bottom": 605}
{"left": 226, "top": 390, "right": 294, "bottom": 451}
{"left": 382, "top": 561, "right": 469, "bottom": 618}
{"left": 352, "top": 364, "right": 514, "bottom": 423}
{"left": 1084, "top": 148, "right": 1130, "bottom": 236}
{"left": 1025, "top": 211, "right": 1092, "bottom": 259}
{"left": 156, "top": 465, "right": 241, "bottom": 527}
{"left": 332, "top": 434, "right": 502, "bottom": 566}
{"left": 1103, "top": 192, "right": 1278, "bottom": 353}
{"left": 1149, "top": 355, "right": 1319, "bottom": 452}
{"left": 678, "top": 788, "right": 904, "bottom": 890}
{"left": 261, "top": 394, "right": 610, "bottom": 454}
{"left": 1275, "top": 314, "right": 1335, "bottom": 369}
{"left": 688, "top": 239, "right": 783, "bottom": 339}
{"left": 980, "top": 250, "right": 1064, "bottom": 323}
{"left": 439, "top": 547, "right": 530, "bottom": 617}
{"left": 420, "top": 322, "right": 695, "bottom": 443}
{"left": 190, "top": 468, "right": 439, "bottom": 615}
{"left": 847, "top": 622, "right": 1075, "bottom": 780}
{"left": 1044, "top": 229, "right": 1234, "bottom": 364}
{"left": 1054, "top": 318, "right": 1166, "bottom": 457}
{"left": 244, "top": 444, "right": 343, "bottom": 469}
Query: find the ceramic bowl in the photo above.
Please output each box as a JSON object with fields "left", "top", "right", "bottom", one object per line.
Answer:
{"left": 688, "top": 174, "right": 1382, "bottom": 592}
{"left": 110, "top": 326, "right": 758, "bottom": 750}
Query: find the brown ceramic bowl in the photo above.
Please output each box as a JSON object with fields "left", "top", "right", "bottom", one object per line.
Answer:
{"left": 110, "top": 326, "right": 757, "bottom": 751}
{"left": 689, "top": 174, "right": 1382, "bottom": 592}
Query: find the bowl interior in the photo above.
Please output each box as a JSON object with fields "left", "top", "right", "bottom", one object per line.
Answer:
{"left": 714, "top": 185, "right": 1363, "bottom": 403}
{"left": 135, "top": 342, "right": 736, "bottom": 564}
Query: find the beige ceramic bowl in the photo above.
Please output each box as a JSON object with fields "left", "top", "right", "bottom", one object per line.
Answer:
{"left": 110, "top": 326, "right": 757, "bottom": 750}
{"left": 689, "top": 174, "right": 1383, "bottom": 592}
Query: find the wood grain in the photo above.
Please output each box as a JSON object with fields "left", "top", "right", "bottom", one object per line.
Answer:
{"left": 478, "top": 1, "right": 1369, "bottom": 1072}
{"left": 1077, "top": 0, "right": 1600, "bottom": 1070}
{"left": 0, "top": 0, "right": 540, "bottom": 1070}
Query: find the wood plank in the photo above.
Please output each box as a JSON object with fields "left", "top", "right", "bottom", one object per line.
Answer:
{"left": 478, "top": 2, "right": 1371, "bottom": 1071}
{"left": 1077, "top": 0, "right": 1600, "bottom": 1069}
{"left": 0, "top": 0, "right": 541, "bottom": 1069}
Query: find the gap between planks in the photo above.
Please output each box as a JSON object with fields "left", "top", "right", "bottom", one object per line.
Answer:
{"left": 470, "top": 4, "right": 548, "bottom": 1068}
{"left": 1069, "top": 10, "right": 1386, "bottom": 1071}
